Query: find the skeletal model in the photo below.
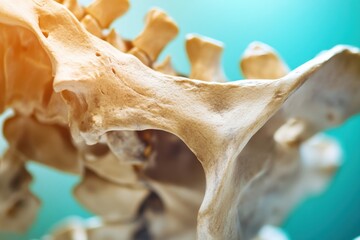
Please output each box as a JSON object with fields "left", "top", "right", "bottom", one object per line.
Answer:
{"left": 0, "top": 0, "right": 358, "bottom": 239}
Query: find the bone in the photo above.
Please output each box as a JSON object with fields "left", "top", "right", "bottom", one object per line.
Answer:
{"left": 47, "top": 218, "right": 88, "bottom": 240}
{"left": 73, "top": 169, "right": 149, "bottom": 222}
{"left": 62, "top": 0, "right": 85, "bottom": 20}
{"left": 3, "top": 115, "right": 81, "bottom": 174}
{"left": 80, "top": 15, "right": 103, "bottom": 38}
{"left": 0, "top": 150, "right": 31, "bottom": 214}
{"left": 86, "top": 0, "right": 130, "bottom": 29}
{"left": 240, "top": 41, "right": 289, "bottom": 79}
{"left": 153, "top": 56, "right": 177, "bottom": 76}
{"left": 0, "top": 150, "right": 40, "bottom": 232}
{"left": 47, "top": 217, "right": 143, "bottom": 240}
{"left": 274, "top": 118, "right": 311, "bottom": 148}
{"left": 0, "top": 23, "right": 53, "bottom": 116}
{"left": 236, "top": 133, "right": 341, "bottom": 239}
{"left": 186, "top": 34, "right": 226, "bottom": 82}
{"left": 105, "top": 131, "right": 153, "bottom": 164}
{"left": 300, "top": 133, "right": 342, "bottom": 177}
{"left": 0, "top": 190, "right": 40, "bottom": 233}
{"left": 130, "top": 8, "right": 179, "bottom": 65}
{"left": 105, "top": 29, "right": 127, "bottom": 52}
{"left": 86, "top": 218, "right": 143, "bottom": 240}
{"left": 81, "top": 142, "right": 142, "bottom": 185}
{"left": 34, "top": 92, "right": 69, "bottom": 126}
{"left": 1, "top": 1, "right": 360, "bottom": 239}
{"left": 144, "top": 181, "right": 201, "bottom": 240}
{"left": 227, "top": 47, "right": 356, "bottom": 239}
{"left": 142, "top": 131, "right": 205, "bottom": 239}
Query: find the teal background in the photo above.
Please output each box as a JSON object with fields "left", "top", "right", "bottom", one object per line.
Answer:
{"left": 1, "top": 0, "right": 360, "bottom": 239}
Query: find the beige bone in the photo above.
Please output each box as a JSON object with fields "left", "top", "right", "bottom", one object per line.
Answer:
{"left": 86, "top": 0, "right": 130, "bottom": 29}
{"left": 62, "top": 0, "right": 85, "bottom": 20}
{"left": 0, "top": 1, "right": 360, "bottom": 239}
{"left": 186, "top": 34, "right": 226, "bottom": 82}
{"left": 129, "top": 8, "right": 179, "bottom": 65}
{"left": 80, "top": 14, "right": 103, "bottom": 39}
{"left": 240, "top": 41, "right": 289, "bottom": 79}
{"left": 73, "top": 169, "right": 149, "bottom": 221}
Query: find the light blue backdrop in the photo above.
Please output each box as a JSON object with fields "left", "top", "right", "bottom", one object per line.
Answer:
{"left": 1, "top": 0, "right": 360, "bottom": 239}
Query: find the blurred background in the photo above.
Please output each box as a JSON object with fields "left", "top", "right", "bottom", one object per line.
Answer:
{"left": 1, "top": 0, "right": 360, "bottom": 239}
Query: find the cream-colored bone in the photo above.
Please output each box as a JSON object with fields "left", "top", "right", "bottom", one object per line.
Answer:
{"left": 153, "top": 56, "right": 177, "bottom": 76}
{"left": 105, "top": 29, "right": 127, "bottom": 52}
{"left": 186, "top": 34, "right": 226, "bottom": 82}
{"left": 301, "top": 133, "right": 342, "bottom": 176}
{"left": 130, "top": 8, "right": 179, "bottom": 65}
{"left": 62, "top": 0, "right": 85, "bottom": 20}
{"left": 240, "top": 41, "right": 289, "bottom": 79}
{"left": 274, "top": 118, "right": 311, "bottom": 148}
{"left": 1, "top": 1, "right": 360, "bottom": 239}
{"left": 80, "top": 14, "right": 103, "bottom": 39}
{"left": 86, "top": 0, "right": 130, "bottom": 29}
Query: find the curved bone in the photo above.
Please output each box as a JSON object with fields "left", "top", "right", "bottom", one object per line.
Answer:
{"left": 186, "top": 34, "right": 226, "bottom": 82}
{"left": 1, "top": 1, "right": 360, "bottom": 239}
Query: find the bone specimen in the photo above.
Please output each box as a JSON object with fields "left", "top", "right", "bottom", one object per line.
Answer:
{"left": 0, "top": 0, "right": 359, "bottom": 239}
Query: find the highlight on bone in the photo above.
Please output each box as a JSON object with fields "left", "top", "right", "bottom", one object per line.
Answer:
{"left": 0, "top": 0, "right": 359, "bottom": 239}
